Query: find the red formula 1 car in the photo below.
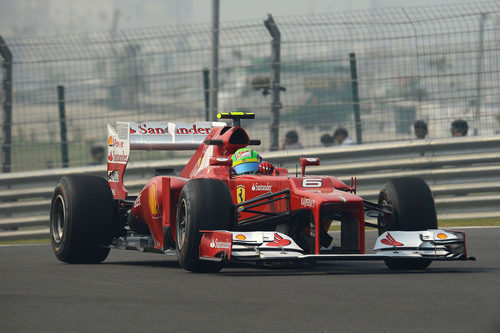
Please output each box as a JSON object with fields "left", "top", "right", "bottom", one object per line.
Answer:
{"left": 50, "top": 113, "right": 474, "bottom": 272}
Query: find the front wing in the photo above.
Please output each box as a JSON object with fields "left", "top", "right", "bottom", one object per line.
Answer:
{"left": 199, "top": 229, "right": 474, "bottom": 264}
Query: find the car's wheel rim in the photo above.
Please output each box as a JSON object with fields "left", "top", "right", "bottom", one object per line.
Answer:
{"left": 177, "top": 199, "right": 187, "bottom": 249}
{"left": 51, "top": 195, "right": 65, "bottom": 243}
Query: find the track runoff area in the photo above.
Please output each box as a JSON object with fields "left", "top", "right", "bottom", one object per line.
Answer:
{"left": 0, "top": 227, "right": 498, "bottom": 332}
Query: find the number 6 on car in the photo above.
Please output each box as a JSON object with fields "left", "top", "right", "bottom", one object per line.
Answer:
{"left": 302, "top": 178, "right": 322, "bottom": 187}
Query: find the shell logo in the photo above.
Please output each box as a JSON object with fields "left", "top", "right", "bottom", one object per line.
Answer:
{"left": 108, "top": 136, "right": 113, "bottom": 146}
{"left": 437, "top": 233, "right": 448, "bottom": 239}
{"left": 149, "top": 182, "right": 160, "bottom": 217}
{"left": 235, "top": 234, "right": 246, "bottom": 241}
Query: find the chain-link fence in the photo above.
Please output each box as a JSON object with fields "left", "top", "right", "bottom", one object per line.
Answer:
{"left": 1, "top": 1, "right": 499, "bottom": 171}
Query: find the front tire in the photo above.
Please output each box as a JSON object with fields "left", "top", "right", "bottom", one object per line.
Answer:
{"left": 378, "top": 177, "right": 437, "bottom": 270}
{"left": 175, "top": 179, "right": 234, "bottom": 273}
{"left": 50, "top": 175, "right": 117, "bottom": 264}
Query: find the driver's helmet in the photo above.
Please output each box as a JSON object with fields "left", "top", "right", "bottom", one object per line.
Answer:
{"left": 231, "top": 148, "right": 262, "bottom": 175}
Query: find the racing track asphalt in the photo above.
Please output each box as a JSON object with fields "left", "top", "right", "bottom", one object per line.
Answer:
{"left": 0, "top": 228, "right": 499, "bottom": 333}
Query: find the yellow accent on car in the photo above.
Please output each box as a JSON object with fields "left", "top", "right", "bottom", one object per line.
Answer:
{"left": 149, "top": 183, "right": 159, "bottom": 216}
{"left": 217, "top": 112, "right": 255, "bottom": 119}
{"left": 231, "top": 157, "right": 260, "bottom": 167}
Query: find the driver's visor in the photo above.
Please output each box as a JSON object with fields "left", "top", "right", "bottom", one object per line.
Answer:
{"left": 233, "top": 162, "right": 260, "bottom": 175}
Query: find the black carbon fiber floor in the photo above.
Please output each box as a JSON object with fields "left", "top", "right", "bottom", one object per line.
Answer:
{"left": 1, "top": 228, "right": 499, "bottom": 332}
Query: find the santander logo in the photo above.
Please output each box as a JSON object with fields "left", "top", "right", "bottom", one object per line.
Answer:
{"left": 210, "top": 238, "right": 231, "bottom": 249}
{"left": 107, "top": 151, "right": 127, "bottom": 163}
{"left": 130, "top": 124, "right": 211, "bottom": 135}
{"left": 381, "top": 233, "right": 404, "bottom": 246}
{"left": 266, "top": 233, "right": 291, "bottom": 247}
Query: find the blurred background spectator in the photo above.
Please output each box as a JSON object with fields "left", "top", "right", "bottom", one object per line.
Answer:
{"left": 320, "top": 134, "right": 333, "bottom": 147}
{"left": 451, "top": 119, "right": 468, "bottom": 137}
{"left": 281, "top": 130, "right": 303, "bottom": 150}
{"left": 333, "top": 127, "right": 354, "bottom": 145}
{"left": 414, "top": 120, "right": 428, "bottom": 139}
{"left": 89, "top": 145, "right": 105, "bottom": 165}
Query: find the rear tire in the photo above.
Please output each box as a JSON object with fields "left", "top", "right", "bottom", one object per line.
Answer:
{"left": 175, "top": 179, "right": 234, "bottom": 273}
{"left": 50, "top": 175, "right": 117, "bottom": 264}
{"left": 378, "top": 177, "right": 437, "bottom": 270}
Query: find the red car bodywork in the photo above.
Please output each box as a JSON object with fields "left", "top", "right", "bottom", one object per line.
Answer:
{"left": 108, "top": 122, "right": 364, "bottom": 255}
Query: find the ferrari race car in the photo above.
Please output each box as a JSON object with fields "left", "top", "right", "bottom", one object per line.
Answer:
{"left": 49, "top": 112, "right": 474, "bottom": 272}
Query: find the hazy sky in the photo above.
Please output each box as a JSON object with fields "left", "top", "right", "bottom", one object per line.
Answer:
{"left": 0, "top": 0, "right": 479, "bottom": 36}
{"left": 197, "top": 0, "right": 465, "bottom": 23}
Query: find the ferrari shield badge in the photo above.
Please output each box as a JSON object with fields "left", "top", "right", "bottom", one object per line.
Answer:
{"left": 236, "top": 185, "right": 245, "bottom": 203}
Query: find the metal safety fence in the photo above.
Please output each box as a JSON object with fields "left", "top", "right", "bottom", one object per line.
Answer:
{"left": 1, "top": 1, "right": 500, "bottom": 172}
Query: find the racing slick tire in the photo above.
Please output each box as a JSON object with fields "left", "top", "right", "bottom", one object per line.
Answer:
{"left": 378, "top": 177, "right": 437, "bottom": 270}
{"left": 50, "top": 175, "right": 117, "bottom": 264}
{"left": 175, "top": 179, "right": 233, "bottom": 273}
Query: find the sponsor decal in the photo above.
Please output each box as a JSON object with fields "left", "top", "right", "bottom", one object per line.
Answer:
{"left": 300, "top": 197, "right": 316, "bottom": 208}
{"left": 149, "top": 182, "right": 160, "bottom": 218}
{"left": 133, "top": 194, "right": 141, "bottom": 209}
{"left": 107, "top": 152, "right": 128, "bottom": 163}
{"left": 306, "top": 158, "right": 318, "bottom": 163}
{"left": 437, "top": 233, "right": 448, "bottom": 239}
{"left": 236, "top": 150, "right": 252, "bottom": 159}
{"left": 108, "top": 136, "right": 124, "bottom": 148}
{"left": 306, "top": 188, "right": 334, "bottom": 193}
{"left": 210, "top": 238, "right": 231, "bottom": 249}
{"left": 235, "top": 234, "right": 246, "bottom": 241}
{"left": 266, "top": 233, "right": 291, "bottom": 247}
{"left": 302, "top": 178, "right": 322, "bottom": 187}
{"left": 107, "top": 170, "right": 119, "bottom": 183}
{"left": 251, "top": 182, "right": 272, "bottom": 192}
{"left": 381, "top": 233, "right": 404, "bottom": 246}
{"left": 236, "top": 185, "right": 245, "bottom": 203}
{"left": 131, "top": 123, "right": 211, "bottom": 135}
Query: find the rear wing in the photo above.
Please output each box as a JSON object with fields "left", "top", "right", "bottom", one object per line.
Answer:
{"left": 107, "top": 120, "right": 225, "bottom": 198}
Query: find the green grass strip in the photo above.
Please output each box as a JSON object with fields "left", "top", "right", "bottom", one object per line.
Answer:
{"left": 0, "top": 238, "right": 50, "bottom": 245}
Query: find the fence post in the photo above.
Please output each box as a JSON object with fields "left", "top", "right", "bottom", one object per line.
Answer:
{"left": 209, "top": 0, "right": 220, "bottom": 121}
{"left": 474, "top": 13, "right": 487, "bottom": 136}
{"left": 0, "top": 36, "right": 13, "bottom": 173}
{"left": 349, "top": 52, "right": 362, "bottom": 144}
{"left": 203, "top": 68, "right": 210, "bottom": 121}
{"left": 264, "top": 14, "right": 281, "bottom": 152}
{"left": 57, "top": 85, "right": 69, "bottom": 168}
